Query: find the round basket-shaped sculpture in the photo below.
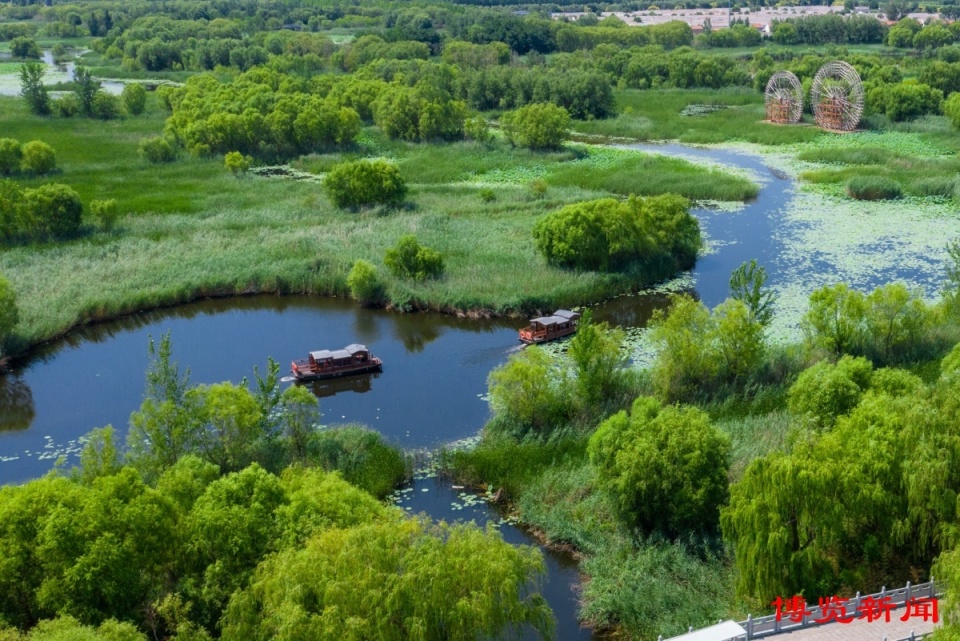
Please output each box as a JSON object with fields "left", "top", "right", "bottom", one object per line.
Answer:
{"left": 764, "top": 71, "right": 803, "bottom": 124}
{"left": 811, "top": 61, "right": 864, "bottom": 132}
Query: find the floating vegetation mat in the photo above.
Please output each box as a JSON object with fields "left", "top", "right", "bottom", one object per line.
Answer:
{"left": 249, "top": 165, "right": 323, "bottom": 183}
{"left": 679, "top": 104, "right": 731, "bottom": 117}
{"left": 0, "top": 434, "right": 87, "bottom": 465}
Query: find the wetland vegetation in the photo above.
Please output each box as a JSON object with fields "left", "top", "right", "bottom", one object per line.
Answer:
{"left": 5, "top": 0, "right": 960, "bottom": 639}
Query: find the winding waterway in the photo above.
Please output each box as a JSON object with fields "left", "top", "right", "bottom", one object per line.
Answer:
{"left": 18, "top": 139, "right": 943, "bottom": 638}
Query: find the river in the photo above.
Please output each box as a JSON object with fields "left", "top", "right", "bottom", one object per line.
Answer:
{"left": 0, "top": 49, "right": 125, "bottom": 96}
{"left": 0, "top": 142, "right": 798, "bottom": 640}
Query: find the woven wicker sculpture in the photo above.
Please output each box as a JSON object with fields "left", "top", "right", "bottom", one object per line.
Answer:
{"left": 764, "top": 71, "right": 803, "bottom": 124}
{"left": 811, "top": 61, "right": 864, "bottom": 132}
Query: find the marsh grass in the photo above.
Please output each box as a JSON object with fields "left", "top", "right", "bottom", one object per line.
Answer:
{"left": 574, "top": 88, "right": 824, "bottom": 145}
{"left": 0, "top": 101, "right": 760, "bottom": 353}
{"left": 799, "top": 144, "right": 960, "bottom": 199}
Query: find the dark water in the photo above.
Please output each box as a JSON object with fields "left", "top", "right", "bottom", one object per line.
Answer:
{"left": 0, "top": 143, "right": 794, "bottom": 640}
{"left": 0, "top": 296, "right": 519, "bottom": 482}
{"left": 403, "top": 477, "right": 595, "bottom": 640}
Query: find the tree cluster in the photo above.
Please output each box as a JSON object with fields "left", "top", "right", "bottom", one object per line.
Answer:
{"left": 723, "top": 346, "right": 960, "bottom": 604}
{"left": 532, "top": 194, "right": 700, "bottom": 273}
{"left": 0, "top": 181, "right": 82, "bottom": 245}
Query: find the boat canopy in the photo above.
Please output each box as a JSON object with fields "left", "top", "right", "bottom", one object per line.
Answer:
{"left": 310, "top": 344, "right": 369, "bottom": 361}
{"left": 529, "top": 310, "right": 581, "bottom": 326}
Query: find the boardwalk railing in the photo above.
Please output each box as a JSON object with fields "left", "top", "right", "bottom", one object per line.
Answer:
{"left": 738, "top": 579, "right": 943, "bottom": 640}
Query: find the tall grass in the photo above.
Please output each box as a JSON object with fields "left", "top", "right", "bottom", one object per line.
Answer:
{"left": 0, "top": 98, "right": 758, "bottom": 354}
{"left": 574, "top": 88, "right": 824, "bottom": 145}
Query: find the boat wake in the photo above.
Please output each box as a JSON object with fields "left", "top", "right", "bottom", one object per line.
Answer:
{"left": 280, "top": 376, "right": 296, "bottom": 383}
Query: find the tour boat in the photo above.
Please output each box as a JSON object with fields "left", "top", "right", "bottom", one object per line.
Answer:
{"left": 518, "top": 310, "right": 581, "bottom": 344}
{"left": 291, "top": 344, "right": 383, "bottom": 381}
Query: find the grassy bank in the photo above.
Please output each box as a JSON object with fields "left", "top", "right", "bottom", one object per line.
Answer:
{"left": 0, "top": 96, "right": 757, "bottom": 355}
{"left": 573, "top": 88, "right": 825, "bottom": 145}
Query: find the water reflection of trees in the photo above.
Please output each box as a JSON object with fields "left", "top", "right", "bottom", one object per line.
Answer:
{"left": 591, "top": 290, "right": 689, "bottom": 329}
{"left": 0, "top": 375, "right": 35, "bottom": 432}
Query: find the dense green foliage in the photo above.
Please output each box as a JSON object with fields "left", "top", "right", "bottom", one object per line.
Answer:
{"left": 323, "top": 159, "right": 406, "bottom": 209}
{"left": 0, "top": 181, "right": 82, "bottom": 243}
{"left": 223, "top": 517, "right": 553, "bottom": 641}
{"left": 90, "top": 199, "right": 120, "bottom": 231}
{"left": 501, "top": 103, "right": 570, "bottom": 151}
{"left": 532, "top": 194, "right": 699, "bottom": 273}
{"left": 0, "top": 138, "right": 23, "bottom": 176}
{"left": 346, "top": 258, "right": 384, "bottom": 305}
{"left": 0, "top": 274, "right": 18, "bottom": 356}
{"left": 138, "top": 136, "right": 176, "bottom": 164}
{"left": 223, "top": 151, "right": 251, "bottom": 177}
{"left": 802, "top": 282, "right": 938, "bottom": 365}
{"left": 723, "top": 351, "right": 960, "bottom": 603}
{"left": 589, "top": 396, "right": 730, "bottom": 536}
{"left": 383, "top": 234, "right": 444, "bottom": 280}
{"left": 20, "top": 141, "right": 56, "bottom": 176}
{"left": 121, "top": 84, "right": 147, "bottom": 116}
{"left": 10, "top": 36, "right": 40, "bottom": 59}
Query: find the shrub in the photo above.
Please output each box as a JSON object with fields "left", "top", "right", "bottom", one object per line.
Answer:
{"left": 383, "top": 235, "right": 444, "bottom": 281}
{"left": 501, "top": 103, "right": 571, "bottom": 150}
{"left": 588, "top": 396, "right": 730, "bottom": 536}
{"left": 787, "top": 355, "right": 873, "bottom": 429}
{"left": 324, "top": 159, "right": 406, "bottom": 209}
{"left": 532, "top": 194, "right": 699, "bottom": 273}
{"left": 307, "top": 426, "right": 407, "bottom": 498}
{"left": 122, "top": 83, "right": 147, "bottom": 116}
{"left": 19, "top": 183, "right": 83, "bottom": 239}
{"left": 20, "top": 141, "right": 56, "bottom": 175}
{"left": 479, "top": 188, "right": 496, "bottom": 202}
{"left": 0, "top": 139, "right": 22, "bottom": 176}
{"left": 91, "top": 92, "right": 121, "bottom": 120}
{"left": 90, "top": 199, "right": 120, "bottom": 231}
{"left": 846, "top": 176, "right": 902, "bottom": 201}
{"left": 54, "top": 94, "right": 80, "bottom": 118}
{"left": 224, "top": 151, "right": 252, "bottom": 177}
{"left": 945, "top": 92, "right": 960, "bottom": 130}
{"left": 464, "top": 116, "right": 492, "bottom": 143}
{"left": 10, "top": 36, "right": 40, "bottom": 59}
{"left": 346, "top": 259, "right": 384, "bottom": 305}
{"left": 138, "top": 136, "right": 176, "bottom": 164}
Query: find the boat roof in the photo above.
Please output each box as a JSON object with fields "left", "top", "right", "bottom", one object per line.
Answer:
{"left": 530, "top": 310, "right": 581, "bottom": 325}
{"left": 310, "top": 344, "right": 368, "bottom": 360}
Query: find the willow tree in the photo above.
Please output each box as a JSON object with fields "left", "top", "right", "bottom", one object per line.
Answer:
{"left": 222, "top": 517, "right": 554, "bottom": 641}
{"left": 723, "top": 384, "right": 960, "bottom": 604}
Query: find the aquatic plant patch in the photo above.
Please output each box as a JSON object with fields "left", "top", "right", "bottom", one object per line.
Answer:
{"left": 679, "top": 104, "right": 731, "bottom": 117}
